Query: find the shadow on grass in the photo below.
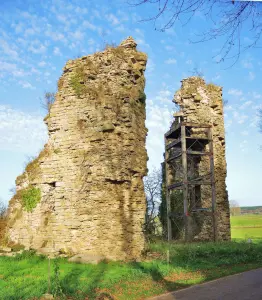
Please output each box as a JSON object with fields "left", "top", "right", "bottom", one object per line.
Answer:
{"left": 60, "top": 261, "right": 115, "bottom": 300}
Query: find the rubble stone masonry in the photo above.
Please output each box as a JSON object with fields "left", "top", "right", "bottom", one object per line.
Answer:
{"left": 5, "top": 37, "right": 148, "bottom": 260}
{"left": 173, "top": 77, "right": 231, "bottom": 241}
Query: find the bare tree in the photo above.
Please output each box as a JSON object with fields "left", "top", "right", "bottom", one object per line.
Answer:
{"left": 229, "top": 200, "right": 241, "bottom": 216}
{"left": 128, "top": 0, "right": 262, "bottom": 63}
{"left": 41, "top": 92, "right": 55, "bottom": 113}
{"left": 0, "top": 199, "right": 7, "bottom": 219}
{"left": 144, "top": 169, "right": 162, "bottom": 237}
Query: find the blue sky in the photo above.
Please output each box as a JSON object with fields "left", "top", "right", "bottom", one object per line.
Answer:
{"left": 0, "top": 0, "right": 261, "bottom": 207}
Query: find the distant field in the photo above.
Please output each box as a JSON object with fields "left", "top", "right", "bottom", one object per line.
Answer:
{"left": 231, "top": 214, "right": 262, "bottom": 241}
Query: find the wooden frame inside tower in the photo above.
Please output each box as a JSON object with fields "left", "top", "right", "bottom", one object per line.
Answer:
{"left": 164, "top": 112, "right": 218, "bottom": 242}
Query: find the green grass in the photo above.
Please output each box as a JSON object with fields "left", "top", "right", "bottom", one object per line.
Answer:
{"left": 231, "top": 214, "right": 262, "bottom": 227}
{"left": 1, "top": 214, "right": 261, "bottom": 299}
{"left": 231, "top": 214, "right": 262, "bottom": 242}
{"left": 0, "top": 241, "right": 262, "bottom": 300}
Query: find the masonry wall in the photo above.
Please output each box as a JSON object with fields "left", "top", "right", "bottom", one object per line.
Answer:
{"left": 173, "top": 77, "right": 231, "bottom": 241}
{"left": 5, "top": 37, "right": 148, "bottom": 260}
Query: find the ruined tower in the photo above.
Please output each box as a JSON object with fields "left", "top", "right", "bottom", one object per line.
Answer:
{"left": 5, "top": 37, "right": 148, "bottom": 260}
{"left": 164, "top": 77, "right": 230, "bottom": 241}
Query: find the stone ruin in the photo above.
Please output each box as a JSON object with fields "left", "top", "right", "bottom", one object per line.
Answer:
{"left": 1, "top": 39, "right": 231, "bottom": 261}
{"left": 4, "top": 37, "right": 148, "bottom": 260}
{"left": 165, "top": 77, "right": 231, "bottom": 241}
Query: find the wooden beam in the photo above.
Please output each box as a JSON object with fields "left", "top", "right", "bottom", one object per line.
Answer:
{"left": 167, "top": 182, "right": 183, "bottom": 190}
{"left": 208, "top": 127, "right": 218, "bottom": 242}
{"left": 187, "top": 150, "right": 211, "bottom": 156}
{"left": 165, "top": 135, "right": 172, "bottom": 242}
{"left": 181, "top": 124, "right": 189, "bottom": 242}
{"left": 164, "top": 123, "right": 181, "bottom": 139}
{"left": 165, "top": 138, "right": 181, "bottom": 150}
{"left": 181, "top": 122, "right": 212, "bottom": 128}
{"left": 167, "top": 152, "right": 182, "bottom": 163}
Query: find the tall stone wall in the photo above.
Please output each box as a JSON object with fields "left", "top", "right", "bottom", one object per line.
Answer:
{"left": 5, "top": 37, "right": 148, "bottom": 260}
{"left": 172, "top": 77, "right": 231, "bottom": 241}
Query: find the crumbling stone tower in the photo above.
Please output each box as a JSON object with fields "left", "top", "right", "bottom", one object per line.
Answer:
{"left": 164, "top": 77, "right": 230, "bottom": 241}
{"left": 5, "top": 37, "right": 148, "bottom": 260}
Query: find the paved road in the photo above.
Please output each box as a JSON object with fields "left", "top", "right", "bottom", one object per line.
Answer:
{"left": 148, "top": 268, "right": 262, "bottom": 300}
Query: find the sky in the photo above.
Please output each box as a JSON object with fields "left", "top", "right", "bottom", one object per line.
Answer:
{"left": 0, "top": 0, "right": 261, "bottom": 207}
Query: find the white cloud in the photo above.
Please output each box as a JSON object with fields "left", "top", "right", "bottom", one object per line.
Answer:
{"left": 228, "top": 89, "right": 243, "bottom": 96}
{"left": 155, "top": 90, "right": 172, "bottom": 103}
{"left": 12, "top": 70, "right": 27, "bottom": 77}
{"left": 116, "top": 25, "right": 126, "bottom": 32}
{"left": 18, "top": 81, "right": 35, "bottom": 89}
{"left": 146, "top": 101, "right": 174, "bottom": 170}
{"left": 12, "top": 22, "right": 23, "bottom": 33}
{"left": 0, "top": 61, "right": 17, "bottom": 72}
{"left": 165, "top": 58, "right": 177, "bottom": 64}
{"left": 165, "top": 45, "right": 175, "bottom": 51}
{"left": 212, "top": 73, "right": 221, "bottom": 81}
{"left": 53, "top": 47, "right": 62, "bottom": 56}
{"left": 135, "top": 28, "right": 144, "bottom": 37}
{"left": 242, "top": 59, "right": 253, "bottom": 69}
{"left": 45, "top": 31, "right": 66, "bottom": 42}
{"left": 146, "top": 58, "right": 155, "bottom": 73}
{"left": 239, "top": 140, "right": 248, "bottom": 152}
{"left": 71, "top": 30, "right": 84, "bottom": 40}
{"left": 249, "top": 71, "right": 255, "bottom": 81}
{"left": 0, "top": 39, "right": 18, "bottom": 59}
{"left": 241, "top": 130, "right": 249, "bottom": 136}
{"left": 225, "top": 119, "right": 232, "bottom": 128}
{"left": 0, "top": 105, "right": 47, "bottom": 154}
{"left": 240, "top": 101, "right": 253, "bottom": 110}
{"left": 28, "top": 44, "right": 46, "bottom": 54}
{"left": 83, "top": 20, "right": 97, "bottom": 31}
{"left": 24, "top": 28, "right": 37, "bottom": 37}
{"left": 186, "top": 59, "right": 193, "bottom": 65}
{"left": 38, "top": 61, "right": 46, "bottom": 67}
{"left": 106, "top": 13, "right": 120, "bottom": 25}
{"left": 238, "top": 115, "right": 248, "bottom": 124}
{"left": 252, "top": 92, "right": 261, "bottom": 99}
{"left": 57, "top": 14, "right": 67, "bottom": 23}
{"left": 136, "top": 38, "right": 151, "bottom": 49}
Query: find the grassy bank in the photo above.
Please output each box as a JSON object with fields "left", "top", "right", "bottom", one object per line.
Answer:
{"left": 0, "top": 241, "right": 262, "bottom": 300}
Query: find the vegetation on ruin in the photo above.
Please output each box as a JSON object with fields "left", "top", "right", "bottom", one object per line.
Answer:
{"left": 104, "top": 43, "right": 127, "bottom": 60}
{"left": 70, "top": 66, "right": 87, "bottom": 97}
{"left": 21, "top": 186, "right": 41, "bottom": 212}
{"left": 69, "top": 58, "right": 100, "bottom": 98}
{"left": 0, "top": 240, "right": 261, "bottom": 300}
{"left": 24, "top": 156, "right": 42, "bottom": 181}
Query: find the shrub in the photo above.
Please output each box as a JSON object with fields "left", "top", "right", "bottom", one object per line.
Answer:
{"left": 21, "top": 187, "right": 41, "bottom": 212}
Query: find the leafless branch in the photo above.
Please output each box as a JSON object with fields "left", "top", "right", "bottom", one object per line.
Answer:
{"left": 128, "top": 0, "right": 262, "bottom": 63}
{"left": 143, "top": 168, "right": 162, "bottom": 236}
{"left": 41, "top": 92, "right": 56, "bottom": 113}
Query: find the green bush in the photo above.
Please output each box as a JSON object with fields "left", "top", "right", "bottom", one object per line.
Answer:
{"left": 21, "top": 187, "right": 41, "bottom": 212}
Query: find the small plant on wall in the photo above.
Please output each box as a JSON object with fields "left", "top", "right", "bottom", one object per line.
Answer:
{"left": 21, "top": 187, "right": 41, "bottom": 212}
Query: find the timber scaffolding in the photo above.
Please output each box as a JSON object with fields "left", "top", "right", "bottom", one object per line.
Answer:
{"left": 164, "top": 113, "right": 217, "bottom": 242}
